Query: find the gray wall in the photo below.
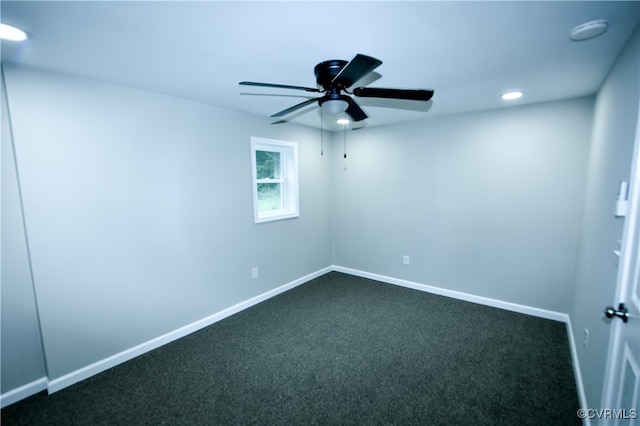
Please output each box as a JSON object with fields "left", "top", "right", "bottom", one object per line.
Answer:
{"left": 569, "top": 25, "right": 640, "bottom": 409}
{"left": 2, "top": 63, "right": 331, "bottom": 383}
{"left": 331, "top": 98, "right": 594, "bottom": 313}
{"left": 1, "top": 68, "right": 48, "bottom": 392}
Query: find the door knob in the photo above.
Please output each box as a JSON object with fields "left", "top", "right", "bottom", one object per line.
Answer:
{"left": 604, "top": 303, "right": 629, "bottom": 323}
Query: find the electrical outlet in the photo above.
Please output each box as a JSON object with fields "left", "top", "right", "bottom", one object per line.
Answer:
{"left": 252, "top": 267, "right": 259, "bottom": 279}
{"left": 403, "top": 255, "right": 410, "bottom": 265}
{"left": 583, "top": 328, "right": 589, "bottom": 349}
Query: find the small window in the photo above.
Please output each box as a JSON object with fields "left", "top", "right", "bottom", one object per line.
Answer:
{"left": 251, "top": 137, "right": 299, "bottom": 223}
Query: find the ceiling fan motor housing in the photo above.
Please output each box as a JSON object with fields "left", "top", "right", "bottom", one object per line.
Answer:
{"left": 314, "top": 60, "right": 348, "bottom": 89}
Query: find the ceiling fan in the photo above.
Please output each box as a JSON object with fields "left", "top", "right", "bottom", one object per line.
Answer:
{"left": 239, "top": 53, "right": 434, "bottom": 122}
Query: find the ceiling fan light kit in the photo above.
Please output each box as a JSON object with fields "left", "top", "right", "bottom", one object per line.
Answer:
{"left": 239, "top": 53, "right": 434, "bottom": 124}
{"left": 320, "top": 98, "right": 349, "bottom": 115}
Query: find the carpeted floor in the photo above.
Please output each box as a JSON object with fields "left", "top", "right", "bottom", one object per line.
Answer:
{"left": 1, "top": 272, "right": 581, "bottom": 425}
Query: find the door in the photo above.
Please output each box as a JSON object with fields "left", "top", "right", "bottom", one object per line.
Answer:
{"left": 601, "top": 104, "right": 640, "bottom": 425}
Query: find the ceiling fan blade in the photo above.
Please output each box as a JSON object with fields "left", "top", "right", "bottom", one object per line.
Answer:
{"left": 270, "top": 98, "right": 319, "bottom": 118}
{"left": 239, "top": 81, "right": 322, "bottom": 93}
{"left": 345, "top": 98, "right": 368, "bottom": 122}
{"left": 331, "top": 54, "right": 382, "bottom": 88}
{"left": 353, "top": 87, "right": 434, "bottom": 101}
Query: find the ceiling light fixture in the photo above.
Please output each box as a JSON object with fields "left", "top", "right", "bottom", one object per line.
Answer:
{"left": 0, "top": 23, "right": 28, "bottom": 41}
{"left": 501, "top": 91, "right": 523, "bottom": 101}
{"left": 570, "top": 20, "right": 608, "bottom": 41}
{"left": 321, "top": 99, "right": 349, "bottom": 115}
{"left": 336, "top": 117, "right": 350, "bottom": 125}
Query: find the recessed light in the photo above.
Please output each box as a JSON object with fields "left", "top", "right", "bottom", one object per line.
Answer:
{"left": 570, "top": 20, "right": 608, "bottom": 42}
{"left": 501, "top": 91, "right": 523, "bottom": 101}
{"left": 0, "top": 23, "right": 28, "bottom": 41}
{"left": 336, "top": 118, "right": 350, "bottom": 125}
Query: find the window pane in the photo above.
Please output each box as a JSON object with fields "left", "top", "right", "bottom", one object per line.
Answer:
{"left": 251, "top": 137, "right": 298, "bottom": 223}
{"left": 255, "top": 150, "right": 281, "bottom": 179}
{"left": 257, "top": 182, "right": 283, "bottom": 212}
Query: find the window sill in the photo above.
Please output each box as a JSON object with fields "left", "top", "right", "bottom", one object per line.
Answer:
{"left": 254, "top": 211, "right": 299, "bottom": 224}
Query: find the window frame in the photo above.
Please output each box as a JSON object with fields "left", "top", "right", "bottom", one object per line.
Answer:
{"left": 250, "top": 137, "right": 299, "bottom": 223}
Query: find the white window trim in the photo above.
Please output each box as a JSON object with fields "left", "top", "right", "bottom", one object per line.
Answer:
{"left": 251, "top": 137, "right": 299, "bottom": 223}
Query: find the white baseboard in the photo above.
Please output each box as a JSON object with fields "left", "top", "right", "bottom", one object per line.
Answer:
{"left": 0, "top": 377, "right": 47, "bottom": 409}
{"left": 332, "top": 265, "right": 568, "bottom": 322}
{"left": 47, "top": 266, "right": 332, "bottom": 394}
{"left": 565, "top": 316, "right": 590, "bottom": 426}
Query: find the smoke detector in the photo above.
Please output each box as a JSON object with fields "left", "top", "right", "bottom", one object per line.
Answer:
{"left": 570, "top": 20, "right": 608, "bottom": 41}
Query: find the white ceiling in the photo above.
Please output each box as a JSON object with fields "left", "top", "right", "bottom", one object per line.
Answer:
{"left": 2, "top": 1, "right": 639, "bottom": 130}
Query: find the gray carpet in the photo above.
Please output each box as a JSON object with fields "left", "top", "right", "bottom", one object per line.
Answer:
{"left": 1, "top": 272, "right": 581, "bottom": 425}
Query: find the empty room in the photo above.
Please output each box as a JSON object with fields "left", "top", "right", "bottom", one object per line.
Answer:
{"left": 1, "top": 1, "right": 639, "bottom": 425}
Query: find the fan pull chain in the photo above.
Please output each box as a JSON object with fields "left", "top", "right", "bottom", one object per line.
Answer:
{"left": 343, "top": 124, "right": 347, "bottom": 158}
{"left": 320, "top": 107, "right": 324, "bottom": 156}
